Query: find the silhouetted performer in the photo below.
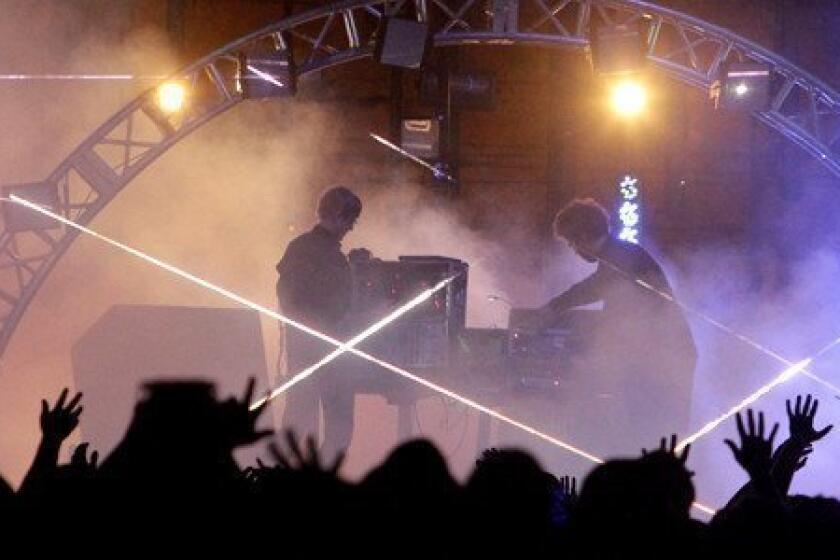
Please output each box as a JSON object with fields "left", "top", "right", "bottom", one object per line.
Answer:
{"left": 535, "top": 198, "right": 697, "bottom": 454}
{"left": 276, "top": 186, "right": 362, "bottom": 461}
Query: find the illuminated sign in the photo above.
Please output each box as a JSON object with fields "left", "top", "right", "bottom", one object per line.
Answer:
{"left": 617, "top": 175, "right": 640, "bottom": 244}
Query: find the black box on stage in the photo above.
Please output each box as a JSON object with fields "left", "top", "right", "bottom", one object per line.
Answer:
{"left": 72, "top": 305, "right": 269, "bottom": 455}
{"left": 507, "top": 308, "right": 601, "bottom": 393}
{"left": 351, "top": 255, "right": 467, "bottom": 369}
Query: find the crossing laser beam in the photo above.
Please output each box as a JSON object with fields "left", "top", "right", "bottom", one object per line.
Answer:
{"left": 5, "top": 195, "right": 351, "bottom": 356}
{"left": 3, "top": 196, "right": 601, "bottom": 457}
{"left": 5, "top": 195, "right": 716, "bottom": 515}
{"left": 250, "top": 276, "right": 454, "bottom": 410}
{"left": 676, "top": 333, "right": 840, "bottom": 452}
{"left": 5, "top": 194, "right": 601, "bottom": 461}
{"left": 676, "top": 358, "right": 812, "bottom": 452}
{"left": 594, "top": 252, "right": 840, "bottom": 399}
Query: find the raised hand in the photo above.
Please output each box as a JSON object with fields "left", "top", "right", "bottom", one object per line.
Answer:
{"left": 786, "top": 394, "right": 833, "bottom": 445}
{"left": 641, "top": 434, "right": 691, "bottom": 466}
{"left": 477, "top": 447, "right": 502, "bottom": 466}
{"left": 550, "top": 475, "right": 578, "bottom": 527}
{"left": 219, "top": 377, "right": 273, "bottom": 448}
{"left": 66, "top": 442, "right": 99, "bottom": 478}
{"left": 558, "top": 475, "right": 577, "bottom": 502}
{"left": 724, "top": 409, "right": 779, "bottom": 481}
{"left": 270, "top": 431, "right": 345, "bottom": 476}
{"left": 242, "top": 457, "right": 271, "bottom": 484}
{"left": 40, "top": 388, "right": 83, "bottom": 443}
{"left": 21, "top": 389, "right": 84, "bottom": 495}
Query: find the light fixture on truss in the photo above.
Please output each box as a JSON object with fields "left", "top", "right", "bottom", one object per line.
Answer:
{"left": 711, "top": 61, "right": 770, "bottom": 111}
{"left": 238, "top": 34, "right": 296, "bottom": 99}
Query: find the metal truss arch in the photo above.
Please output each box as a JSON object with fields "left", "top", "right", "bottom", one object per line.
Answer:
{"left": 1, "top": 0, "right": 839, "bottom": 357}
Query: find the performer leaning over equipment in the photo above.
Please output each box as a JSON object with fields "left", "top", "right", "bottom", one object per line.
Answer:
{"left": 276, "top": 186, "right": 362, "bottom": 462}
{"left": 529, "top": 198, "right": 697, "bottom": 454}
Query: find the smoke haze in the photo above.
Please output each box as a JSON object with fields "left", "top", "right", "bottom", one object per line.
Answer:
{"left": 1, "top": 1, "right": 839, "bottom": 516}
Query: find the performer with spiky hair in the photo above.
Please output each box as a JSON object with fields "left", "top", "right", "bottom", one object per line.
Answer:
{"left": 534, "top": 198, "right": 697, "bottom": 453}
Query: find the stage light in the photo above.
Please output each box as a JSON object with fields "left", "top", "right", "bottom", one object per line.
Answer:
{"left": 156, "top": 81, "right": 186, "bottom": 114}
{"left": 610, "top": 80, "right": 646, "bottom": 117}
{"left": 374, "top": 17, "right": 430, "bottom": 69}
{"left": 711, "top": 61, "right": 770, "bottom": 111}
{"left": 238, "top": 37, "right": 296, "bottom": 99}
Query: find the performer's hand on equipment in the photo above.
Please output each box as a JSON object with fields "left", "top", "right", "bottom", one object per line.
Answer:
{"left": 527, "top": 304, "right": 555, "bottom": 331}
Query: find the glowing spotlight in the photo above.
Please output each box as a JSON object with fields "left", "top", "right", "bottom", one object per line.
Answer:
{"left": 734, "top": 82, "right": 749, "bottom": 97}
{"left": 610, "top": 79, "right": 647, "bottom": 117}
{"left": 156, "top": 81, "right": 186, "bottom": 114}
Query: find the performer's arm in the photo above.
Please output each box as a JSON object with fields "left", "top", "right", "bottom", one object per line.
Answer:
{"left": 546, "top": 266, "right": 609, "bottom": 313}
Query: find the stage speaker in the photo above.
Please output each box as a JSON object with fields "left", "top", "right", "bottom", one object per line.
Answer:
{"left": 72, "top": 305, "right": 270, "bottom": 456}
{"left": 374, "top": 17, "right": 430, "bottom": 69}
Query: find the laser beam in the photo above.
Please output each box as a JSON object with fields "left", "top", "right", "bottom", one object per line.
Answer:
{"left": 0, "top": 74, "right": 143, "bottom": 81}
{"left": 249, "top": 275, "right": 454, "bottom": 410}
{"left": 676, "top": 333, "right": 840, "bottom": 452}
{"left": 593, "top": 252, "right": 840, "bottom": 398}
{"left": 370, "top": 133, "right": 456, "bottom": 183}
{"left": 5, "top": 195, "right": 716, "bottom": 515}
{"left": 245, "top": 65, "right": 286, "bottom": 88}
{"left": 676, "top": 358, "right": 812, "bottom": 451}
{"left": 7, "top": 195, "right": 446, "bottom": 404}
{"left": 3, "top": 195, "right": 598, "bottom": 461}
{"left": 5, "top": 195, "right": 351, "bottom": 361}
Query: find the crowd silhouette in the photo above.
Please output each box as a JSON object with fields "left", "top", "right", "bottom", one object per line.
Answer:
{"left": 4, "top": 378, "right": 837, "bottom": 557}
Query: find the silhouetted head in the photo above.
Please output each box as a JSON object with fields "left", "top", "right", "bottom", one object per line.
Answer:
{"left": 99, "top": 381, "right": 233, "bottom": 481}
{"left": 361, "top": 438, "right": 457, "bottom": 502}
{"left": 466, "top": 448, "right": 557, "bottom": 527}
{"left": 317, "top": 186, "right": 362, "bottom": 240}
{"left": 637, "top": 450, "right": 696, "bottom": 520}
{"left": 787, "top": 494, "right": 840, "bottom": 548}
{"left": 552, "top": 198, "right": 610, "bottom": 262}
